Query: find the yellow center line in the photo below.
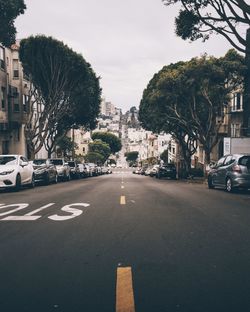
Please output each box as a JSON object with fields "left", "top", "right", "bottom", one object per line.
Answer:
{"left": 120, "top": 196, "right": 126, "bottom": 205}
{"left": 116, "top": 266, "right": 135, "bottom": 312}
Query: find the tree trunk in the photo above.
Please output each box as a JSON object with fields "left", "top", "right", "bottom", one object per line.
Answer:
{"left": 243, "top": 28, "right": 250, "bottom": 136}
{"left": 204, "top": 147, "right": 211, "bottom": 177}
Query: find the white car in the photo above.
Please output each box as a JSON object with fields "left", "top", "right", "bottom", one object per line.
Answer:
{"left": 0, "top": 155, "right": 35, "bottom": 191}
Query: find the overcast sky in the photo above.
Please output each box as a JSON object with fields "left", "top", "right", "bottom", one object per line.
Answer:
{"left": 15, "top": 0, "right": 233, "bottom": 112}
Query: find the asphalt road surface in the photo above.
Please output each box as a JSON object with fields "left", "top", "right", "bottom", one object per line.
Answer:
{"left": 1, "top": 169, "right": 250, "bottom": 312}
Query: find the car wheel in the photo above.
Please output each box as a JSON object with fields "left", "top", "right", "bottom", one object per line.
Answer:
{"left": 54, "top": 174, "right": 58, "bottom": 184}
{"left": 226, "top": 178, "right": 234, "bottom": 193}
{"left": 208, "top": 176, "right": 215, "bottom": 189}
{"left": 15, "top": 174, "right": 21, "bottom": 191}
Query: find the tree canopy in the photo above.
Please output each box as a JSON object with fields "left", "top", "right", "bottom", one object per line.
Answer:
{"left": 125, "top": 151, "right": 139, "bottom": 162}
{"left": 84, "top": 152, "right": 104, "bottom": 165}
{"left": 19, "top": 35, "right": 101, "bottom": 158}
{"left": 0, "top": 0, "right": 26, "bottom": 47}
{"left": 92, "top": 132, "right": 122, "bottom": 154}
{"left": 88, "top": 139, "right": 111, "bottom": 163}
{"left": 162, "top": 0, "right": 250, "bottom": 54}
{"left": 139, "top": 50, "right": 246, "bottom": 168}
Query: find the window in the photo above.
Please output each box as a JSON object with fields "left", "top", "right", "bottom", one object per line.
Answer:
{"left": 13, "top": 59, "right": 19, "bottom": 78}
{"left": 224, "top": 155, "right": 235, "bottom": 166}
{"left": 232, "top": 92, "right": 243, "bottom": 111}
{"left": 22, "top": 94, "right": 29, "bottom": 112}
{"left": 217, "top": 156, "right": 226, "bottom": 167}
{"left": 1, "top": 87, "right": 5, "bottom": 110}
{"left": 13, "top": 93, "right": 20, "bottom": 112}
{"left": 0, "top": 47, "right": 5, "bottom": 70}
{"left": 239, "top": 156, "right": 250, "bottom": 167}
{"left": 231, "top": 124, "right": 241, "bottom": 138}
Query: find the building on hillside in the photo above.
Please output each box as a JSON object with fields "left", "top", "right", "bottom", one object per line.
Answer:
{"left": 0, "top": 43, "right": 48, "bottom": 158}
{"left": 71, "top": 128, "right": 92, "bottom": 157}
{"left": 0, "top": 43, "right": 30, "bottom": 155}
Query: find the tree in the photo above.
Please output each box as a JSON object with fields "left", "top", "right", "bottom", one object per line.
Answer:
{"left": 92, "top": 132, "right": 122, "bottom": 154}
{"left": 162, "top": 0, "right": 249, "bottom": 53}
{"left": 0, "top": 0, "right": 26, "bottom": 47}
{"left": 19, "top": 35, "right": 101, "bottom": 158}
{"left": 160, "top": 149, "right": 169, "bottom": 163}
{"left": 88, "top": 139, "right": 111, "bottom": 163}
{"left": 162, "top": 0, "right": 250, "bottom": 135}
{"left": 84, "top": 152, "right": 104, "bottom": 164}
{"left": 139, "top": 50, "right": 246, "bottom": 170}
{"left": 125, "top": 151, "right": 139, "bottom": 163}
{"left": 56, "top": 136, "right": 78, "bottom": 158}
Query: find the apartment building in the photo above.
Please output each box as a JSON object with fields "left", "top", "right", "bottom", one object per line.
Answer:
{"left": 0, "top": 43, "right": 30, "bottom": 155}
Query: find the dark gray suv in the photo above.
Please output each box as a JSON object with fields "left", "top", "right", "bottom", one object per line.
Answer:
{"left": 208, "top": 154, "right": 250, "bottom": 192}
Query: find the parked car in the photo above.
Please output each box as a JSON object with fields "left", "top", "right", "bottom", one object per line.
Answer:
{"left": 207, "top": 154, "right": 250, "bottom": 192}
{"left": 78, "top": 163, "right": 89, "bottom": 178}
{"left": 149, "top": 165, "right": 159, "bottom": 177}
{"left": 107, "top": 167, "right": 112, "bottom": 174}
{"left": 32, "top": 159, "right": 58, "bottom": 185}
{"left": 68, "top": 161, "right": 80, "bottom": 179}
{"left": 0, "top": 154, "right": 35, "bottom": 191}
{"left": 156, "top": 163, "right": 177, "bottom": 179}
{"left": 145, "top": 166, "right": 152, "bottom": 176}
{"left": 140, "top": 166, "right": 148, "bottom": 175}
{"left": 50, "top": 158, "right": 71, "bottom": 181}
{"left": 101, "top": 166, "right": 109, "bottom": 174}
{"left": 86, "top": 163, "right": 98, "bottom": 176}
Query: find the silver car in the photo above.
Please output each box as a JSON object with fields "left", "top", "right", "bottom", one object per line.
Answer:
{"left": 208, "top": 154, "right": 250, "bottom": 192}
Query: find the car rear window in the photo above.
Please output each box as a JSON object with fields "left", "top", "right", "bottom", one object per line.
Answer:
{"left": 239, "top": 156, "right": 250, "bottom": 167}
{"left": 33, "top": 159, "right": 46, "bottom": 165}
{"left": 164, "top": 164, "right": 176, "bottom": 168}
{"left": 51, "top": 159, "right": 63, "bottom": 166}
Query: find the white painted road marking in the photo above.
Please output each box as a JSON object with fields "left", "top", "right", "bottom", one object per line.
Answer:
{"left": 48, "top": 203, "right": 90, "bottom": 221}
{"left": 0, "top": 204, "right": 29, "bottom": 217}
{"left": 116, "top": 266, "right": 135, "bottom": 312}
{"left": 1, "top": 203, "right": 55, "bottom": 221}
{"left": 0, "top": 203, "right": 90, "bottom": 221}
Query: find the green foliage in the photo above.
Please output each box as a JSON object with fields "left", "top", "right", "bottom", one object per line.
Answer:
{"left": 56, "top": 136, "right": 78, "bottom": 157}
{"left": 0, "top": 0, "right": 26, "bottom": 47}
{"left": 162, "top": 0, "right": 250, "bottom": 53}
{"left": 139, "top": 50, "right": 246, "bottom": 165}
{"left": 89, "top": 139, "right": 111, "bottom": 162}
{"left": 160, "top": 150, "right": 169, "bottom": 163}
{"left": 84, "top": 152, "right": 104, "bottom": 164}
{"left": 92, "top": 132, "right": 122, "bottom": 154}
{"left": 125, "top": 151, "right": 139, "bottom": 162}
{"left": 19, "top": 35, "right": 101, "bottom": 155}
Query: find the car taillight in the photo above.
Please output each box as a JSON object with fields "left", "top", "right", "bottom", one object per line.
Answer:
{"left": 232, "top": 165, "right": 242, "bottom": 173}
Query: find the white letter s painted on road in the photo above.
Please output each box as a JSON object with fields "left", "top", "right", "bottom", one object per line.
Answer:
{"left": 48, "top": 203, "right": 90, "bottom": 221}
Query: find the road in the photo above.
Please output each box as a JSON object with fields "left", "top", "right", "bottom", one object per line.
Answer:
{"left": 0, "top": 169, "right": 250, "bottom": 312}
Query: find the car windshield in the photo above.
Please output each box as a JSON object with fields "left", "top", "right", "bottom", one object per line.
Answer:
{"left": 50, "top": 159, "right": 63, "bottom": 166}
{"left": 68, "top": 162, "right": 75, "bottom": 167}
{"left": 33, "top": 159, "right": 46, "bottom": 165}
{"left": 0, "top": 156, "right": 18, "bottom": 165}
